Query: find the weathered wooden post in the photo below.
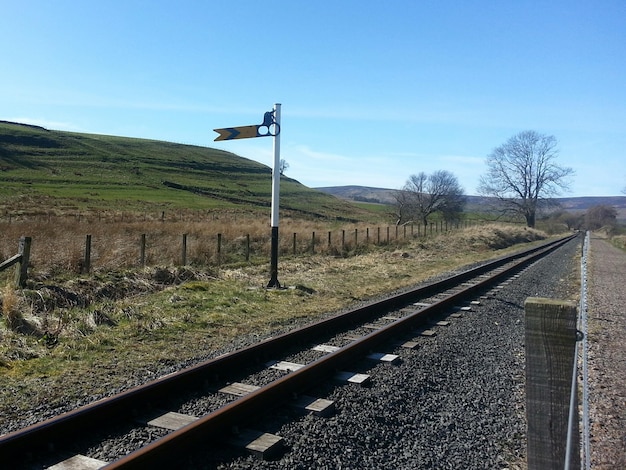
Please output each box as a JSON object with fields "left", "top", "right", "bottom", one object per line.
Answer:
{"left": 15, "top": 236, "right": 31, "bottom": 288}
{"left": 217, "top": 233, "right": 222, "bottom": 266}
{"left": 245, "top": 234, "right": 250, "bottom": 262}
{"left": 525, "top": 297, "right": 579, "bottom": 470}
{"left": 82, "top": 234, "right": 92, "bottom": 273}
{"left": 140, "top": 234, "right": 146, "bottom": 267}
{"left": 181, "top": 234, "right": 188, "bottom": 266}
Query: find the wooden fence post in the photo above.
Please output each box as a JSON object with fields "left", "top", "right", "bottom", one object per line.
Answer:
{"left": 82, "top": 234, "right": 92, "bottom": 274}
{"left": 525, "top": 297, "right": 579, "bottom": 470}
{"left": 245, "top": 234, "right": 250, "bottom": 262}
{"left": 217, "top": 233, "right": 222, "bottom": 266}
{"left": 140, "top": 234, "right": 146, "bottom": 267}
{"left": 181, "top": 234, "right": 187, "bottom": 266}
{"left": 15, "top": 236, "right": 31, "bottom": 288}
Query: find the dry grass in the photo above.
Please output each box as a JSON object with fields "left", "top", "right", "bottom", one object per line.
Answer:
{"left": 0, "top": 283, "right": 22, "bottom": 331}
{"left": 0, "top": 216, "right": 442, "bottom": 276}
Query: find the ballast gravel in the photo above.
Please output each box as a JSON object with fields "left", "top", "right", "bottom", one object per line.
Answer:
{"left": 183, "top": 238, "right": 580, "bottom": 469}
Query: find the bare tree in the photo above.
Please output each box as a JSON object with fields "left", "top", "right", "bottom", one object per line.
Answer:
{"left": 558, "top": 211, "right": 584, "bottom": 231}
{"left": 585, "top": 204, "right": 617, "bottom": 230}
{"left": 396, "top": 170, "right": 465, "bottom": 227}
{"left": 478, "top": 130, "right": 574, "bottom": 228}
{"left": 392, "top": 188, "right": 414, "bottom": 226}
{"left": 279, "top": 159, "right": 289, "bottom": 176}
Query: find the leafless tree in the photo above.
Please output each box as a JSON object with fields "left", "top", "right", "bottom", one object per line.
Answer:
{"left": 478, "top": 130, "right": 574, "bottom": 228}
{"left": 395, "top": 170, "right": 465, "bottom": 227}
{"left": 279, "top": 159, "right": 289, "bottom": 176}
{"left": 585, "top": 205, "right": 617, "bottom": 230}
{"left": 392, "top": 188, "right": 414, "bottom": 226}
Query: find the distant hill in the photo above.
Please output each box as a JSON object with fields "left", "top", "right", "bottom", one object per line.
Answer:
{"left": 316, "top": 185, "right": 626, "bottom": 219}
{"left": 315, "top": 186, "right": 399, "bottom": 205}
{"left": 0, "top": 121, "right": 375, "bottom": 221}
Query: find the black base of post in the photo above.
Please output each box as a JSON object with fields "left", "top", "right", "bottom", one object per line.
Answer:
{"left": 267, "top": 226, "right": 281, "bottom": 288}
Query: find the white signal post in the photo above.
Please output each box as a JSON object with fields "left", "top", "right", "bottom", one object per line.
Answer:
{"left": 213, "top": 104, "right": 282, "bottom": 288}
{"left": 267, "top": 103, "right": 282, "bottom": 288}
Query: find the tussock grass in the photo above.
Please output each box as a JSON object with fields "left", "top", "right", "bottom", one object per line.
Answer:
{"left": 0, "top": 283, "right": 22, "bottom": 331}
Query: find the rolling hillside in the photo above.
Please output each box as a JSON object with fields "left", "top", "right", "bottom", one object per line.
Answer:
{"left": 316, "top": 185, "right": 626, "bottom": 220}
{"left": 0, "top": 121, "right": 373, "bottom": 221}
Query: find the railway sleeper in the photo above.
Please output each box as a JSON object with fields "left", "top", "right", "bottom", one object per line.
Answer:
{"left": 145, "top": 411, "right": 284, "bottom": 461}
{"left": 47, "top": 454, "right": 108, "bottom": 470}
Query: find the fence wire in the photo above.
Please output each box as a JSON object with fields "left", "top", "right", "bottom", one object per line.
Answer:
{"left": 565, "top": 231, "right": 590, "bottom": 470}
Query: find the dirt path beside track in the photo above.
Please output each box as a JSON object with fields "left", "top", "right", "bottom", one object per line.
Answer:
{"left": 587, "top": 235, "right": 626, "bottom": 468}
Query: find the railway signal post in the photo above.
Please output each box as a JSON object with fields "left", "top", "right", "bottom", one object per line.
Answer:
{"left": 214, "top": 104, "right": 283, "bottom": 288}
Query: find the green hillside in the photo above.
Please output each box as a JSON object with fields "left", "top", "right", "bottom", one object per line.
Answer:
{"left": 0, "top": 121, "right": 376, "bottom": 221}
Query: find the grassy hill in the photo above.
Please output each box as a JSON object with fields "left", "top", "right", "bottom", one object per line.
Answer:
{"left": 0, "top": 121, "right": 376, "bottom": 221}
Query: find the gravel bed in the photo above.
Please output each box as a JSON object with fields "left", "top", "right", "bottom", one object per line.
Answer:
{"left": 178, "top": 237, "right": 581, "bottom": 469}
{"left": 9, "top": 238, "right": 582, "bottom": 469}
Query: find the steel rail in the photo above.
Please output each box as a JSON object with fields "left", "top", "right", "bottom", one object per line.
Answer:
{"left": 104, "top": 234, "right": 577, "bottom": 469}
{"left": 0, "top": 234, "right": 577, "bottom": 466}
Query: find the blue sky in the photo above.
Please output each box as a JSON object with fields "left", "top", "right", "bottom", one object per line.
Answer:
{"left": 2, "top": 1, "right": 625, "bottom": 197}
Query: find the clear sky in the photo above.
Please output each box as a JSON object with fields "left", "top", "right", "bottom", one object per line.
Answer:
{"left": 2, "top": 1, "right": 625, "bottom": 197}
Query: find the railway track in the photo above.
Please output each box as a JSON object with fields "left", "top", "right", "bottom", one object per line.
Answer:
{"left": 1, "top": 234, "right": 577, "bottom": 469}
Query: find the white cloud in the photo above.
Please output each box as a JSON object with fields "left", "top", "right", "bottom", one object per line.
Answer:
{"left": 289, "top": 144, "right": 352, "bottom": 163}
